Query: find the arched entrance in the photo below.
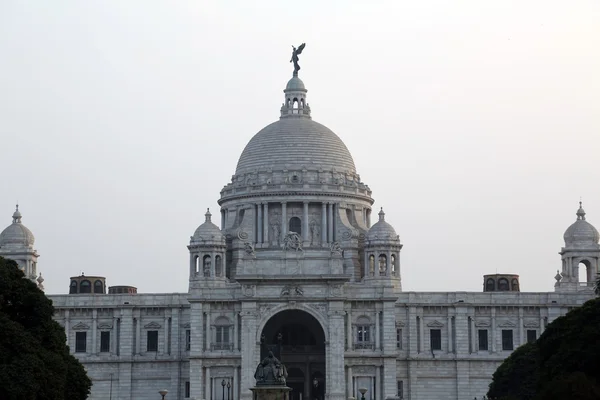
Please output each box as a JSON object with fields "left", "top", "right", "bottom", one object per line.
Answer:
{"left": 261, "top": 310, "right": 326, "bottom": 400}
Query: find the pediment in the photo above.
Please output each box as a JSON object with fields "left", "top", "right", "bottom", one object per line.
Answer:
{"left": 72, "top": 322, "right": 90, "bottom": 330}
{"left": 144, "top": 321, "right": 162, "bottom": 329}
{"left": 523, "top": 321, "right": 539, "bottom": 328}
{"left": 475, "top": 320, "right": 491, "bottom": 328}
{"left": 182, "top": 323, "right": 191, "bottom": 329}
{"left": 97, "top": 322, "right": 113, "bottom": 330}
{"left": 426, "top": 320, "right": 444, "bottom": 328}
{"left": 498, "top": 320, "right": 517, "bottom": 328}
{"left": 395, "top": 321, "right": 405, "bottom": 327}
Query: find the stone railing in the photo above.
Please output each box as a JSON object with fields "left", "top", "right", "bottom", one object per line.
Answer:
{"left": 353, "top": 342, "right": 375, "bottom": 350}
{"left": 211, "top": 343, "right": 234, "bottom": 351}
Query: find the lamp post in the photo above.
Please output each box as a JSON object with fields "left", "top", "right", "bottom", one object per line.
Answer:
{"left": 358, "top": 387, "right": 367, "bottom": 400}
{"left": 158, "top": 389, "right": 168, "bottom": 400}
{"left": 222, "top": 379, "right": 226, "bottom": 400}
{"left": 313, "top": 378, "right": 319, "bottom": 400}
{"left": 227, "top": 380, "right": 231, "bottom": 400}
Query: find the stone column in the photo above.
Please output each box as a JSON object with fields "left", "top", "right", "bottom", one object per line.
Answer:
{"left": 263, "top": 203, "right": 269, "bottom": 244}
{"left": 346, "top": 366, "right": 353, "bottom": 398}
{"left": 328, "top": 203, "right": 334, "bottom": 243}
{"left": 233, "top": 311, "right": 239, "bottom": 351}
{"left": 240, "top": 304, "right": 258, "bottom": 400}
{"left": 221, "top": 209, "right": 225, "bottom": 230}
{"left": 447, "top": 314, "right": 453, "bottom": 353}
{"left": 281, "top": 202, "right": 287, "bottom": 238}
{"left": 163, "top": 316, "right": 169, "bottom": 354}
{"left": 257, "top": 203, "right": 262, "bottom": 244}
{"left": 366, "top": 209, "right": 371, "bottom": 228}
{"left": 135, "top": 310, "right": 142, "bottom": 355}
{"left": 92, "top": 309, "right": 97, "bottom": 354}
{"left": 418, "top": 310, "right": 425, "bottom": 353}
{"left": 375, "top": 311, "right": 380, "bottom": 350}
{"left": 383, "top": 358, "right": 396, "bottom": 400}
{"left": 327, "top": 304, "right": 346, "bottom": 400}
{"left": 470, "top": 315, "right": 476, "bottom": 353}
{"left": 205, "top": 303, "right": 211, "bottom": 351}
{"left": 408, "top": 307, "right": 417, "bottom": 356}
{"left": 491, "top": 307, "right": 497, "bottom": 353}
{"left": 64, "top": 310, "right": 70, "bottom": 346}
{"left": 387, "top": 251, "right": 392, "bottom": 277}
{"left": 346, "top": 311, "right": 353, "bottom": 350}
{"left": 205, "top": 366, "right": 211, "bottom": 400}
{"left": 321, "top": 203, "right": 327, "bottom": 246}
{"left": 518, "top": 308, "right": 524, "bottom": 346}
{"left": 303, "top": 201, "right": 309, "bottom": 243}
{"left": 211, "top": 251, "right": 216, "bottom": 277}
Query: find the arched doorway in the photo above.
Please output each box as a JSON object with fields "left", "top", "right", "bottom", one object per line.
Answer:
{"left": 261, "top": 310, "right": 326, "bottom": 400}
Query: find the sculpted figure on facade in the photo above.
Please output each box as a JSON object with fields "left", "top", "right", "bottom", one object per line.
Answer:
{"left": 309, "top": 220, "right": 320, "bottom": 246}
{"left": 244, "top": 242, "right": 256, "bottom": 258}
{"left": 283, "top": 232, "right": 303, "bottom": 252}
{"left": 330, "top": 241, "right": 343, "bottom": 256}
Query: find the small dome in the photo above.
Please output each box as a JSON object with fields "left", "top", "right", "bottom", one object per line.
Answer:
{"left": 192, "top": 209, "right": 224, "bottom": 241}
{"left": 286, "top": 76, "right": 306, "bottom": 91}
{"left": 366, "top": 208, "right": 400, "bottom": 241}
{"left": 563, "top": 202, "right": 600, "bottom": 246}
{"left": 0, "top": 206, "right": 35, "bottom": 248}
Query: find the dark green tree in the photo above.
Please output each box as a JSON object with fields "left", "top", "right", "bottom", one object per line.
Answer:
{"left": 487, "top": 342, "right": 539, "bottom": 400}
{"left": 0, "top": 256, "right": 92, "bottom": 400}
{"left": 487, "top": 297, "right": 600, "bottom": 400}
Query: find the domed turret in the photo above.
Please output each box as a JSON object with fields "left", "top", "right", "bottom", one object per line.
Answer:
{"left": 556, "top": 202, "right": 600, "bottom": 292}
{"left": 0, "top": 205, "right": 42, "bottom": 288}
{"left": 192, "top": 208, "right": 225, "bottom": 243}
{"left": 188, "top": 209, "right": 227, "bottom": 283}
{"left": 563, "top": 202, "right": 600, "bottom": 246}
{"left": 363, "top": 208, "right": 402, "bottom": 288}
{"left": 0, "top": 205, "right": 35, "bottom": 248}
{"left": 366, "top": 208, "right": 400, "bottom": 242}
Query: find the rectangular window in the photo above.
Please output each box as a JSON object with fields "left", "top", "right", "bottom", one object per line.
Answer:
{"left": 216, "top": 326, "right": 230, "bottom": 344}
{"left": 397, "top": 381, "right": 404, "bottom": 399}
{"left": 100, "top": 331, "right": 110, "bottom": 352}
{"left": 478, "top": 329, "right": 488, "bottom": 351}
{"left": 527, "top": 329, "right": 537, "bottom": 343}
{"left": 75, "top": 331, "right": 87, "bottom": 353}
{"left": 430, "top": 329, "right": 442, "bottom": 350}
{"left": 357, "top": 325, "right": 371, "bottom": 342}
{"left": 396, "top": 328, "right": 402, "bottom": 349}
{"left": 502, "top": 329, "right": 514, "bottom": 351}
{"left": 147, "top": 330, "right": 158, "bottom": 352}
{"left": 185, "top": 329, "right": 191, "bottom": 351}
{"left": 185, "top": 381, "right": 190, "bottom": 398}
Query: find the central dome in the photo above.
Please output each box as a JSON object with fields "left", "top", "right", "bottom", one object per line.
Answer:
{"left": 235, "top": 118, "right": 356, "bottom": 175}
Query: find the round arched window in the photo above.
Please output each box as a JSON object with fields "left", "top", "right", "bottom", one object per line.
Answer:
{"left": 94, "top": 280, "right": 103, "bottom": 294}
{"left": 289, "top": 217, "right": 301, "bottom": 235}
{"left": 498, "top": 278, "right": 509, "bottom": 291}
{"left": 80, "top": 280, "right": 91, "bottom": 293}
{"left": 485, "top": 278, "right": 495, "bottom": 292}
{"left": 69, "top": 280, "right": 78, "bottom": 294}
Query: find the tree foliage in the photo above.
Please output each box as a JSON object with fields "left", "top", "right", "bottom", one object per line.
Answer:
{"left": 487, "top": 297, "right": 600, "bottom": 400}
{"left": 0, "top": 256, "right": 92, "bottom": 400}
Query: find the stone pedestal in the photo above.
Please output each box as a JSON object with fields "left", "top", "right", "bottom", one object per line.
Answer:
{"left": 250, "top": 386, "right": 293, "bottom": 400}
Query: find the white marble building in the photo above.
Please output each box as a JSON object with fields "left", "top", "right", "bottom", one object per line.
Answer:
{"left": 1, "top": 72, "right": 598, "bottom": 400}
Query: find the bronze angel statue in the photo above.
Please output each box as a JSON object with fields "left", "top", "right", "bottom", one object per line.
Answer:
{"left": 290, "top": 43, "right": 306, "bottom": 74}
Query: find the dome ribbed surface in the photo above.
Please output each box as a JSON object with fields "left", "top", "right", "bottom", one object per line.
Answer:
{"left": 193, "top": 221, "right": 223, "bottom": 240}
{"left": 563, "top": 220, "right": 599, "bottom": 246}
{"left": 0, "top": 222, "right": 35, "bottom": 247}
{"left": 286, "top": 76, "right": 306, "bottom": 90}
{"left": 235, "top": 118, "right": 356, "bottom": 175}
{"left": 366, "top": 220, "right": 399, "bottom": 241}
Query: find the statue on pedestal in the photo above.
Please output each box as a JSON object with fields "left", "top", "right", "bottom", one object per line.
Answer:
{"left": 254, "top": 351, "right": 288, "bottom": 386}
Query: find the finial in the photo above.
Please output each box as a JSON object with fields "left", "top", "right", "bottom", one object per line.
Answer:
{"left": 378, "top": 207, "right": 385, "bottom": 222}
{"left": 12, "top": 204, "right": 22, "bottom": 224}
{"left": 577, "top": 201, "right": 586, "bottom": 220}
{"left": 205, "top": 208, "right": 212, "bottom": 223}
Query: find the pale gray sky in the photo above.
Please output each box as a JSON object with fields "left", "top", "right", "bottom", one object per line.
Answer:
{"left": 1, "top": 1, "right": 599, "bottom": 295}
